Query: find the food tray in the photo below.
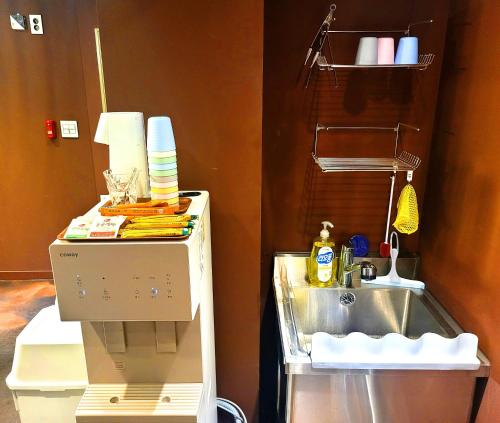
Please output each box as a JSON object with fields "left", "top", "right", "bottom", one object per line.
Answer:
{"left": 57, "top": 197, "right": 193, "bottom": 242}
{"left": 98, "top": 197, "right": 191, "bottom": 216}
{"left": 57, "top": 230, "right": 190, "bottom": 242}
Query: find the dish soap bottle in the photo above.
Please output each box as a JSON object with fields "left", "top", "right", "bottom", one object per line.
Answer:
{"left": 309, "top": 221, "right": 337, "bottom": 287}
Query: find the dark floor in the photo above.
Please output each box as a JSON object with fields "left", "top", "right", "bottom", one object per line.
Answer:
{"left": 0, "top": 280, "right": 56, "bottom": 423}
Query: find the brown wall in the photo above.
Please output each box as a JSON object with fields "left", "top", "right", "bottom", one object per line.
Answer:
{"left": 262, "top": 0, "right": 450, "bottom": 264}
{"left": 420, "top": 0, "right": 500, "bottom": 421}
{"left": 92, "top": 1, "right": 263, "bottom": 419}
{"left": 0, "top": 0, "right": 99, "bottom": 279}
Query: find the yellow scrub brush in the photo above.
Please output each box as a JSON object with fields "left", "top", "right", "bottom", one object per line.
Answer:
{"left": 393, "top": 171, "right": 419, "bottom": 234}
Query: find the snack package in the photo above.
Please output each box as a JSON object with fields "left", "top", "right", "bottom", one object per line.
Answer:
{"left": 88, "top": 215, "right": 126, "bottom": 238}
{"left": 64, "top": 217, "right": 93, "bottom": 239}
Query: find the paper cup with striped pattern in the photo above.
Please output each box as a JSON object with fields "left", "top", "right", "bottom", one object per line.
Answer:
{"left": 147, "top": 150, "right": 179, "bottom": 205}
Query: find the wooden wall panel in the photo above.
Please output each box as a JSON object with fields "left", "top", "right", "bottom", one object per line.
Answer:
{"left": 0, "top": 0, "right": 98, "bottom": 278}
{"left": 94, "top": 1, "right": 263, "bottom": 420}
{"left": 75, "top": 0, "right": 109, "bottom": 195}
{"left": 420, "top": 1, "right": 500, "bottom": 421}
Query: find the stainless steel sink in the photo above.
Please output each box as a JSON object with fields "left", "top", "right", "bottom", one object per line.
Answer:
{"left": 274, "top": 253, "right": 490, "bottom": 423}
{"left": 291, "top": 286, "right": 454, "bottom": 353}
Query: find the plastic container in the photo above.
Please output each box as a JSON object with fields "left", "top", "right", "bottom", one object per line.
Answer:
{"left": 355, "top": 37, "right": 378, "bottom": 65}
{"left": 308, "top": 221, "right": 337, "bottom": 287}
{"left": 395, "top": 37, "right": 418, "bottom": 64}
{"left": 377, "top": 37, "right": 395, "bottom": 64}
{"left": 5, "top": 305, "right": 88, "bottom": 423}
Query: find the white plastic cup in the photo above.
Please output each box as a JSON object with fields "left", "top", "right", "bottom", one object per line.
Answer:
{"left": 355, "top": 37, "right": 378, "bottom": 65}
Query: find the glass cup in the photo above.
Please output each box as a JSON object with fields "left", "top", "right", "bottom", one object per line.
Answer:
{"left": 103, "top": 168, "right": 139, "bottom": 205}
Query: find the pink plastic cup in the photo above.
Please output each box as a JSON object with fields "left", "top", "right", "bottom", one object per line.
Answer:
{"left": 377, "top": 37, "right": 395, "bottom": 65}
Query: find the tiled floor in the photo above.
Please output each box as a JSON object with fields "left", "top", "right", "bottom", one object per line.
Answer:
{"left": 0, "top": 280, "right": 56, "bottom": 423}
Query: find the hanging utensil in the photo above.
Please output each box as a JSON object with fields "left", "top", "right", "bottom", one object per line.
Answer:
{"left": 379, "top": 173, "right": 396, "bottom": 257}
{"left": 303, "top": 4, "right": 336, "bottom": 68}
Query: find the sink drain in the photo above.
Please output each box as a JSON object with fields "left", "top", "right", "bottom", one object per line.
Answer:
{"left": 339, "top": 292, "right": 356, "bottom": 306}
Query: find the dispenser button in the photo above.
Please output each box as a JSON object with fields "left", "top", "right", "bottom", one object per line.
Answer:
{"left": 151, "top": 288, "right": 159, "bottom": 297}
{"left": 79, "top": 289, "right": 86, "bottom": 298}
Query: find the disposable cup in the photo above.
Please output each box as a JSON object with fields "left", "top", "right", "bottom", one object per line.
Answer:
{"left": 151, "top": 192, "right": 179, "bottom": 200}
{"left": 148, "top": 150, "right": 176, "bottom": 158}
{"left": 147, "top": 117, "right": 176, "bottom": 152}
{"left": 148, "top": 156, "right": 177, "bottom": 165}
{"left": 151, "top": 186, "right": 179, "bottom": 195}
{"left": 149, "top": 162, "right": 177, "bottom": 171}
{"left": 150, "top": 175, "right": 178, "bottom": 184}
{"left": 149, "top": 169, "right": 178, "bottom": 177}
{"left": 150, "top": 180, "right": 178, "bottom": 188}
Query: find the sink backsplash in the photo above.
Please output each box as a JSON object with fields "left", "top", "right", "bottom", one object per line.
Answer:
{"left": 353, "top": 255, "right": 420, "bottom": 281}
{"left": 275, "top": 253, "right": 420, "bottom": 286}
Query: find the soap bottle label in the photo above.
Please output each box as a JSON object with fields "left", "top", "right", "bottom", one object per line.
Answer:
{"left": 316, "top": 246, "right": 334, "bottom": 282}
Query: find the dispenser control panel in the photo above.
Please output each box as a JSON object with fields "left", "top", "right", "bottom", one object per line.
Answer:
{"left": 50, "top": 237, "right": 204, "bottom": 322}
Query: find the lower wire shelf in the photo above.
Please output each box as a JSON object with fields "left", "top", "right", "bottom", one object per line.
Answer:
{"left": 312, "top": 124, "right": 422, "bottom": 173}
{"left": 313, "top": 152, "right": 421, "bottom": 173}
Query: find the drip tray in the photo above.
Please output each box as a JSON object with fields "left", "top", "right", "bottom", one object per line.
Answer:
{"left": 76, "top": 383, "right": 203, "bottom": 422}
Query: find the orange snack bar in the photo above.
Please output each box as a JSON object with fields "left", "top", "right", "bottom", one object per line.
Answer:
{"left": 113, "top": 200, "right": 169, "bottom": 209}
{"left": 99, "top": 206, "right": 178, "bottom": 217}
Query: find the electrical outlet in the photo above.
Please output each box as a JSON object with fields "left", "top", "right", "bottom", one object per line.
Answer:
{"left": 60, "top": 121, "right": 79, "bottom": 139}
{"left": 29, "top": 14, "right": 43, "bottom": 35}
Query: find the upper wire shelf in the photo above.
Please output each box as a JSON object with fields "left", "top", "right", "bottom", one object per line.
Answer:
{"left": 317, "top": 54, "right": 435, "bottom": 71}
{"left": 326, "top": 19, "right": 435, "bottom": 36}
{"left": 303, "top": 3, "right": 435, "bottom": 78}
{"left": 312, "top": 123, "right": 422, "bottom": 173}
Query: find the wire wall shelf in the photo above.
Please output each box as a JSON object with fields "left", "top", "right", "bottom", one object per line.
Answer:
{"left": 303, "top": 3, "right": 435, "bottom": 84}
{"left": 316, "top": 53, "right": 435, "bottom": 71}
{"left": 312, "top": 123, "right": 422, "bottom": 173}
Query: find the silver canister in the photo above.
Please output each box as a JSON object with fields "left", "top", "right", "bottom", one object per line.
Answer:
{"left": 360, "top": 261, "right": 377, "bottom": 281}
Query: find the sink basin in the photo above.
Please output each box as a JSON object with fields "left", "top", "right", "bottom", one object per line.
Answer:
{"left": 291, "top": 286, "right": 453, "bottom": 353}
{"left": 273, "top": 254, "right": 489, "bottom": 423}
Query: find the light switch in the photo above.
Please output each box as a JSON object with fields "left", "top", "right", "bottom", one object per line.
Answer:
{"left": 60, "top": 120, "right": 79, "bottom": 139}
{"left": 29, "top": 14, "right": 43, "bottom": 35}
{"left": 10, "top": 13, "right": 27, "bottom": 30}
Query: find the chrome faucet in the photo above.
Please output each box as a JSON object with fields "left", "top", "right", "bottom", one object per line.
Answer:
{"left": 337, "top": 245, "right": 360, "bottom": 288}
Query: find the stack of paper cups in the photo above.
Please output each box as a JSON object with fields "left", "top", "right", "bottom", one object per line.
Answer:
{"left": 147, "top": 116, "right": 179, "bottom": 207}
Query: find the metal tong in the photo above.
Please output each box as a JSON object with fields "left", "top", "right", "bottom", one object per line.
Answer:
{"left": 303, "top": 4, "right": 336, "bottom": 69}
